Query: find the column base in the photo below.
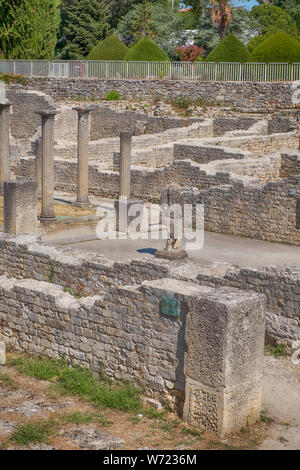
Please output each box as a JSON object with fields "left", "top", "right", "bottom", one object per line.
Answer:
{"left": 155, "top": 249, "right": 188, "bottom": 260}
{"left": 74, "top": 200, "right": 90, "bottom": 208}
{"left": 39, "top": 216, "right": 57, "bottom": 223}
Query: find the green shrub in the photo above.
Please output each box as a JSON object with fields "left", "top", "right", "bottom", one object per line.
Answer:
{"left": 87, "top": 34, "right": 129, "bottom": 61}
{"left": 249, "top": 32, "right": 300, "bottom": 63}
{"left": 206, "top": 34, "right": 249, "bottom": 63}
{"left": 105, "top": 90, "right": 121, "bottom": 101}
{"left": 125, "top": 38, "right": 169, "bottom": 62}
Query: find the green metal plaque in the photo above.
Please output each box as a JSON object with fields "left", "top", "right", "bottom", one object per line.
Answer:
{"left": 161, "top": 296, "right": 180, "bottom": 318}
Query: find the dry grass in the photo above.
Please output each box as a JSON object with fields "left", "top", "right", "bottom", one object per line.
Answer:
{"left": 0, "top": 352, "right": 270, "bottom": 451}
{"left": 0, "top": 196, "right": 96, "bottom": 226}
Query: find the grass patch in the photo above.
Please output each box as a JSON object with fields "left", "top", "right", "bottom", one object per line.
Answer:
{"left": 260, "top": 411, "right": 274, "bottom": 424}
{"left": 144, "top": 407, "right": 165, "bottom": 419}
{"left": 8, "top": 356, "right": 67, "bottom": 381}
{"left": 181, "top": 425, "right": 205, "bottom": 438}
{"left": 61, "top": 411, "right": 94, "bottom": 425}
{"left": 265, "top": 344, "right": 288, "bottom": 358}
{"left": 10, "top": 419, "right": 58, "bottom": 446}
{"left": 0, "top": 372, "right": 17, "bottom": 390}
{"left": 8, "top": 354, "right": 141, "bottom": 413}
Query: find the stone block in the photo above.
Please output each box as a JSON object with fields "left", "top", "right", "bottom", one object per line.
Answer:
{"left": 4, "top": 178, "right": 37, "bottom": 236}
{"left": 0, "top": 341, "right": 6, "bottom": 365}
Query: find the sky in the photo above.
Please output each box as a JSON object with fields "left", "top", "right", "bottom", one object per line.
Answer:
{"left": 232, "top": 0, "right": 259, "bottom": 9}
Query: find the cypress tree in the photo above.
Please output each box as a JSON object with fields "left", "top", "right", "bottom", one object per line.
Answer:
{"left": 58, "top": 0, "right": 110, "bottom": 59}
{"left": 0, "top": 0, "right": 61, "bottom": 59}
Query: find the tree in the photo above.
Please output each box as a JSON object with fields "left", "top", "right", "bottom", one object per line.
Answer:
{"left": 210, "top": 0, "right": 232, "bottom": 40}
{"left": 58, "top": 0, "right": 109, "bottom": 59}
{"left": 87, "top": 34, "right": 129, "bottom": 60}
{"left": 247, "top": 4, "right": 299, "bottom": 52}
{"left": 104, "top": 0, "right": 157, "bottom": 29}
{"left": 132, "top": 1, "right": 156, "bottom": 42}
{"left": 256, "top": 1, "right": 300, "bottom": 26}
{"left": 117, "top": 0, "right": 194, "bottom": 59}
{"left": 0, "top": 0, "right": 61, "bottom": 59}
{"left": 249, "top": 31, "right": 300, "bottom": 63}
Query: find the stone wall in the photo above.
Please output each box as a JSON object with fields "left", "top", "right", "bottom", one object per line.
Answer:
{"left": 173, "top": 143, "right": 252, "bottom": 164}
{"left": 8, "top": 78, "right": 296, "bottom": 111}
{"left": 280, "top": 153, "right": 300, "bottom": 178}
{"left": 0, "top": 272, "right": 265, "bottom": 435}
{"left": 183, "top": 176, "right": 300, "bottom": 246}
{"left": 0, "top": 235, "right": 298, "bottom": 346}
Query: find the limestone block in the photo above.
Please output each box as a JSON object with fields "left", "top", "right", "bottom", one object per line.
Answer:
{"left": 4, "top": 179, "right": 37, "bottom": 236}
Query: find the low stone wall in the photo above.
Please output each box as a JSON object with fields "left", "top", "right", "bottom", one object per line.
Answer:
{"left": 0, "top": 272, "right": 265, "bottom": 435}
{"left": 53, "top": 120, "right": 213, "bottom": 168}
{"left": 173, "top": 143, "right": 252, "bottom": 164}
{"left": 0, "top": 235, "right": 298, "bottom": 346}
{"left": 183, "top": 175, "right": 300, "bottom": 246}
{"left": 8, "top": 78, "right": 296, "bottom": 111}
{"left": 280, "top": 153, "right": 300, "bottom": 178}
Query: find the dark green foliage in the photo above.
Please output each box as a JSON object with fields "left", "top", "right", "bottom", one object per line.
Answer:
{"left": 0, "top": 0, "right": 60, "bottom": 59}
{"left": 11, "top": 420, "right": 58, "bottom": 445}
{"left": 58, "top": 0, "right": 110, "bottom": 59}
{"left": 87, "top": 35, "right": 129, "bottom": 60}
{"left": 249, "top": 32, "right": 300, "bottom": 63}
{"left": 105, "top": 90, "right": 121, "bottom": 100}
{"left": 206, "top": 34, "right": 249, "bottom": 63}
{"left": 125, "top": 37, "right": 169, "bottom": 61}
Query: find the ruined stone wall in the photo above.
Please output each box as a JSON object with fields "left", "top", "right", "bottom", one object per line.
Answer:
{"left": 0, "top": 272, "right": 265, "bottom": 434}
{"left": 173, "top": 144, "right": 252, "bottom": 164}
{"left": 8, "top": 79, "right": 295, "bottom": 111}
{"left": 0, "top": 236, "right": 297, "bottom": 346}
{"left": 280, "top": 153, "right": 300, "bottom": 178}
{"left": 183, "top": 176, "right": 300, "bottom": 246}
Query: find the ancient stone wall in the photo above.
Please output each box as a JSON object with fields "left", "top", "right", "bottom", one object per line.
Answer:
{"left": 0, "top": 235, "right": 298, "bottom": 346}
{"left": 0, "top": 273, "right": 265, "bottom": 434}
{"left": 8, "top": 79, "right": 296, "bottom": 111}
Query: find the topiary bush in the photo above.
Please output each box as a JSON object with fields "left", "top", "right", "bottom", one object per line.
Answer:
{"left": 87, "top": 34, "right": 129, "bottom": 60}
{"left": 206, "top": 34, "right": 249, "bottom": 63}
{"left": 124, "top": 38, "right": 169, "bottom": 62}
{"left": 248, "top": 32, "right": 300, "bottom": 63}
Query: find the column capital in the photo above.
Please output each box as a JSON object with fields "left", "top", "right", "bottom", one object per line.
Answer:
{"left": 73, "top": 106, "right": 93, "bottom": 114}
{"left": 35, "top": 109, "right": 59, "bottom": 119}
{"left": 120, "top": 131, "right": 132, "bottom": 139}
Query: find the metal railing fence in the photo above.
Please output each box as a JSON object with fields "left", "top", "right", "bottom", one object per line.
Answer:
{"left": 0, "top": 60, "right": 300, "bottom": 82}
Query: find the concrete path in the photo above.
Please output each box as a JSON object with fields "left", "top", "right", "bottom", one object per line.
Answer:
{"left": 43, "top": 229, "right": 300, "bottom": 268}
{"left": 259, "top": 356, "right": 300, "bottom": 450}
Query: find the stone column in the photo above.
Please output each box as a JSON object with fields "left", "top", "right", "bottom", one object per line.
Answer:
{"left": 0, "top": 102, "right": 11, "bottom": 193}
{"left": 36, "top": 110, "right": 58, "bottom": 222}
{"left": 4, "top": 178, "right": 38, "bottom": 236}
{"left": 35, "top": 137, "right": 42, "bottom": 197}
{"left": 73, "top": 106, "right": 92, "bottom": 206}
{"left": 119, "top": 132, "right": 132, "bottom": 198}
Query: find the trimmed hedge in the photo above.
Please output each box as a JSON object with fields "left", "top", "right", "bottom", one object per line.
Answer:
{"left": 206, "top": 34, "right": 249, "bottom": 63}
{"left": 125, "top": 38, "right": 169, "bottom": 62}
{"left": 87, "top": 35, "right": 129, "bottom": 60}
{"left": 249, "top": 32, "right": 300, "bottom": 63}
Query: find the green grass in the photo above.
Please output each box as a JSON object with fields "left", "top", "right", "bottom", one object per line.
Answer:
{"left": 61, "top": 411, "right": 94, "bottom": 425}
{"left": 10, "top": 419, "right": 58, "bottom": 446}
{"left": 8, "top": 356, "right": 67, "bottom": 381}
{"left": 181, "top": 426, "right": 205, "bottom": 438}
{"left": 265, "top": 344, "right": 288, "bottom": 358}
{"left": 8, "top": 354, "right": 141, "bottom": 413}
{"left": 0, "top": 372, "right": 17, "bottom": 390}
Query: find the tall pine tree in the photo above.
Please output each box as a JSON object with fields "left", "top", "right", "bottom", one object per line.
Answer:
{"left": 0, "top": 0, "right": 61, "bottom": 59}
{"left": 58, "top": 0, "right": 109, "bottom": 59}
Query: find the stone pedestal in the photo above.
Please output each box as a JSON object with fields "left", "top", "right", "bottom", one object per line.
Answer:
{"left": 73, "top": 106, "right": 92, "bottom": 207}
{"left": 0, "top": 101, "right": 11, "bottom": 193}
{"left": 4, "top": 179, "right": 38, "bottom": 236}
{"left": 36, "top": 110, "right": 58, "bottom": 223}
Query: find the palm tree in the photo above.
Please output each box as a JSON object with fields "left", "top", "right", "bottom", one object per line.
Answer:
{"left": 210, "top": 0, "right": 232, "bottom": 40}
